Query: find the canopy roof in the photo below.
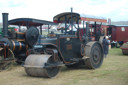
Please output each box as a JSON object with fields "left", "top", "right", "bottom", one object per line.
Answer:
{"left": 53, "top": 12, "right": 107, "bottom": 23}
{"left": 8, "top": 18, "right": 56, "bottom": 26}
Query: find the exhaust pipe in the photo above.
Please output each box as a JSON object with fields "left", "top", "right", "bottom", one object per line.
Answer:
{"left": 2, "top": 13, "right": 8, "bottom": 37}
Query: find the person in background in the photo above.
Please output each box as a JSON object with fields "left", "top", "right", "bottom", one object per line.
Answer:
{"left": 102, "top": 36, "right": 110, "bottom": 57}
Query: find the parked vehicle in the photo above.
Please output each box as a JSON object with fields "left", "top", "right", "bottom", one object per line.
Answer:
{"left": 24, "top": 11, "right": 107, "bottom": 78}
{"left": 107, "top": 25, "right": 128, "bottom": 54}
{"left": 0, "top": 13, "right": 56, "bottom": 70}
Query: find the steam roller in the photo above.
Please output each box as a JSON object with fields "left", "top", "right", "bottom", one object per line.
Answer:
{"left": 24, "top": 11, "right": 105, "bottom": 78}
{"left": 24, "top": 54, "right": 61, "bottom": 78}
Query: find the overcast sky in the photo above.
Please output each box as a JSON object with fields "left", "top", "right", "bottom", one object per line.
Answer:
{"left": 0, "top": 0, "right": 128, "bottom": 22}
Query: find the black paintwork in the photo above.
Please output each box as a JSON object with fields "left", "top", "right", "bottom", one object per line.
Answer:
{"left": 2, "top": 13, "right": 8, "bottom": 37}
{"left": 59, "top": 36, "right": 82, "bottom": 62}
{"left": 37, "top": 34, "right": 83, "bottom": 63}
{"left": 8, "top": 18, "right": 56, "bottom": 27}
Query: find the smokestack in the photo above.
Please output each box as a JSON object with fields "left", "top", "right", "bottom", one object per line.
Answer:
{"left": 2, "top": 13, "right": 8, "bottom": 37}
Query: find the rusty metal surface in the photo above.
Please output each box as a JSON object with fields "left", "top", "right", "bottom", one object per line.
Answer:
{"left": 66, "top": 44, "right": 72, "bottom": 50}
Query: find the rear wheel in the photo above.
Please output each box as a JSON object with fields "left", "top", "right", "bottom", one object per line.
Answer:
{"left": 84, "top": 42, "right": 103, "bottom": 69}
{"left": 0, "top": 48, "right": 15, "bottom": 70}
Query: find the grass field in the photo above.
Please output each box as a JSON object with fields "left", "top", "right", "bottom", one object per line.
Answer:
{"left": 0, "top": 48, "right": 128, "bottom": 85}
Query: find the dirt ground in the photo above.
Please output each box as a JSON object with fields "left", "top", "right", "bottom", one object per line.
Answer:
{"left": 0, "top": 48, "right": 128, "bottom": 85}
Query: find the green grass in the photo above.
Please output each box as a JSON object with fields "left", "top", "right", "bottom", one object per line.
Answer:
{"left": 59, "top": 48, "right": 128, "bottom": 85}
{"left": 108, "top": 48, "right": 124, "bottom": 56}
{"left": 0, "top": 48, "right": 128, "bottom": 85}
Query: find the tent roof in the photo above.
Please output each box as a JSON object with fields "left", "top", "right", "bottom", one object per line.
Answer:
{"left": 53, "top": 12, "right": 107, "bottom": 23}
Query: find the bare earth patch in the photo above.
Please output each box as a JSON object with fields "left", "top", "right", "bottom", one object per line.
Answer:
{"left": 0, "top": 48, "right": 128, "bottom": 85}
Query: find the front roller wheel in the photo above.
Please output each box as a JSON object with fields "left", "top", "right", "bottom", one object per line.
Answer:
{"left": 84, "top": 42, "right": 104, "bottom": 69}
{"left": 24, "top": 54, "right": 61, "bottom": 78}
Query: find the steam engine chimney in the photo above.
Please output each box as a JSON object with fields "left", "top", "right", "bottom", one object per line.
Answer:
{"left": 2, "top": 13, "right": 8, "bottom": 37}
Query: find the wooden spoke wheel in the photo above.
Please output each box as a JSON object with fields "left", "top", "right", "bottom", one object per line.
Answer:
{"left": 0, "top": 48, "right": 14, "bottom": 70}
